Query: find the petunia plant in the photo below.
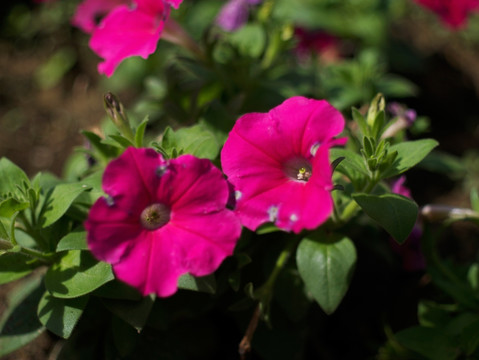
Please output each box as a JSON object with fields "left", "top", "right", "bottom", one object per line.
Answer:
{"left": 2, "top": 0, "right": 479, "bottom": 359}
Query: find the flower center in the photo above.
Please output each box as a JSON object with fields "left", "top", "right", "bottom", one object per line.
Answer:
{"left": 140, "top": 203, "right": 170, "bottom": 230}
{"left": 283, "top": 157, "right": 312, "bottom": 182}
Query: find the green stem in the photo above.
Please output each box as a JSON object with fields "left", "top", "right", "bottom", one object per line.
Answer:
{"left": 16, "top": 246, "right": 55, "bottom": 263}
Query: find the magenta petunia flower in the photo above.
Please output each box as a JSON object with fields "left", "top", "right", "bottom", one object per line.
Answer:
{"left": 414, "top": 0, "right": 479, "bottom": 29}
{"left": 72, "top": 0, "right": 183, "bottom": 76}
{"left": 221, "top": 96, "right": 346, "bottom": 233}
{"left": 85, "top": 147, "right": 242, "bottom": 297}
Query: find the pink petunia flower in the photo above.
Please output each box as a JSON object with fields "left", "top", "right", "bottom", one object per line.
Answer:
{"left": 414, "top": 0, "right": 479, "bottom": 29}
{"left": 85, "top": 147, "right": 242, "bottom": 297}
{"left": 221, "top": 96, "right": 346, "bottom": 234}
{"left": 73, "top": 0, "right": 183, "bottom": 76}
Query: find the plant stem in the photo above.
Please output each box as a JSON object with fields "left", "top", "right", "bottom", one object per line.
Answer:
{"left": 340, "top": 173, "right": 379, "bottom": 222}
{"left": 16, "top": 246, "right": 55, "bottom": 263}
{"left": 238, "top": 236, "right": 300, "bottom": 358}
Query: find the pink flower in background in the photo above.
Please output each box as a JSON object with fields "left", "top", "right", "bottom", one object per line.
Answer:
{"left": 72, "top": 0, "right": 183, "bottom": 76}
{"left": 414, "top": 0, "right": 479, "bottom": 29}
{"left": 221, "top": 96, "right": 346, "bottom": 233}
{"left": 216, "top": 0, "right": 262, "bottom": 32}
{"left": 294, "top": 27, "right": 341, "bottom": 64}
{"left": 85, "top": 147, "right": 241, "bottom": 297}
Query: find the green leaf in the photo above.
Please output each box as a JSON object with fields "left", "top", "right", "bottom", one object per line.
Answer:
{"left": 134, "top": 117, "right": 149, "bottom": 148}
{"left": 353, "top": 193, "right": 418, "bottom": 244}
{"left": 40, "top": 182, "right": 91, "bottom": 228}
{"left": 177, "top": 273, "right": 216, "bottom": 294}
{"left": 351, "top": 107, "right": 369, "bottom": 137}
{"left": 0, "top": 253, "right": 39, "bottom": 285}
{"left": 296, "top": 233, "right": 357, "bottom": 315}
{"left": 161, "top": 123, "right": 220, "bottom": 160}
{"left": 37, "top": 292, "right": 88, "bottom": 339}
{"left": 380, "top": 139, "right": 439, "bottom": 179}
{"left": 228, "top": 24, "right": 266, "bottom": 58}
{"left": 56, "top": 227, "right": 88, "bottom": 251}
{"left": 330, "top": 148, "right": 369, "bottom": 176}
{"left": 460, "top": 319, "right": 479, "bottom": 355}
{"left": 394, "top": 326, "right": 458, "bottom": 360}
{"left": 103, "top": 134, "right": 134, "bottom": 149}
{"left": 0, "top": 198, "right": 29, "bottom": 217}
{"left": 0, "top": 276, "right": 45, "bottom": 357}
{"left": 45, "top": 250, "right": 114, "bottom": 298}
{"left": 102, "top": 294, "right": 155, "bottom": 332}
{"left": 0, "top": 158, "right": 30, "bottom": 197}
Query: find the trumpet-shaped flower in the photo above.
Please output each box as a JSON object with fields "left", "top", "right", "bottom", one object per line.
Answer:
{"left": 85, "top": 147, "right": 241, "bottom": 297}
{"left": 414, "top": 0, "right": 479, "bottom": 29}
{"left": 221, "top": 96, "right": 346, "bottom": 233}
{"left": 72, "top": 0, "right": 183, "bottom": 76}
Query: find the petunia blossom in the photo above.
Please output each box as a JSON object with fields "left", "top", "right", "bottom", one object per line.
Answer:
{"left": 73, "top": 0, "right": 183, "bottom": 76}
{"left": 221, "top": 96, "right": 346, "bottom": 233}
{"left": 85, "top": 147, "right": 242, "bottom": 297}
{"left": 414, "top": 0, "right": 479, "bottom": 29}
{"left": 216, "top": 0, "right": 262, "bottom": 32}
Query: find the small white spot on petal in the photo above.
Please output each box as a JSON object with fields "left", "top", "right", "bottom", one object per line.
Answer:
{"left": 105, "top": 196, "right": 115, "bottom": 207}
{"left": 268, "top": 206, "right": 279, "bottom": 222}
{"left": 310, "top": 142, "right": 320, "bottom": 156}
{"left": 156, "top": 164, "right": 169, "bottom": 177}
{"left": 235, "top": 190, "right": 242, "bottom": 200}
{"left": 290, "top": 214, "right": 298, "bottom": 222}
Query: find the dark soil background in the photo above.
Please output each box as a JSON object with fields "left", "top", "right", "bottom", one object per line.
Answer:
{"left": 1, "top": 3, "right": 479, "bottom": 360}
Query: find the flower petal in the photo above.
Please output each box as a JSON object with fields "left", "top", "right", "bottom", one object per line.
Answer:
{"left": 89, "top": 5, "right": 165, "bottom": 76}
{"left": 85, "top": 197, "right": 143, "bottom": 263}
{"left": 165, "top": 155, "right": 232, "bottom": 215}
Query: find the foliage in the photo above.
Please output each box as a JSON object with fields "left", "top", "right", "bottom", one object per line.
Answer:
{"left": 1, "top": 0, "right": 479, "bottom": 359}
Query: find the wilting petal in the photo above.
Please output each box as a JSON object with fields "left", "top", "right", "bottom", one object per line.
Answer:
{"left": 216, "top": 0, "right": 250, "bottom": 32}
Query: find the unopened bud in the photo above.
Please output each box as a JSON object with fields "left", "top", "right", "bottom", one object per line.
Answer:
{"left": 103, "top": 92, "right": 135, "bottom": 142}
{"left": 367, "top": 93, "right": 385, "bottom": 127}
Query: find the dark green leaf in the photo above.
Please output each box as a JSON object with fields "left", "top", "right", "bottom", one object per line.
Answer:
{"left": 45, "top": 250, "right": 114, "bottom": 298}
{"left": 103, "top": 134, "right": 134, "bottom": 149}
{"left": 394, "top": 326, "right": 458, "bottom": 360}
{"left": 0, "top": 276, "right": 45, "bottom": 357}
{"left": 177, "top": 273, "right": 216, "bottom": 294}
{"left": 353, "top": 193, "right": 418, "bottom": 244}
{"left": 40, "top": 182, "right": 91, "bottom": 228}
{"left": 37, "top": 292, "right": 88, "bottom": 338}
{"left": 296, "top": 233, "right": 357, "bottom": 315}
{"left": 381, "top": 139, "right": 439, "bottom": 179}
{"left": 351, "top": 107, "right": 369, "bottom": 137}
{"left": 102, "top": 294, "right": 155, "bottom": 332}
{"left": 56, "top": 228, "right": 87, "bottom": 251}
{"left": 0, "top": 253, "right": 39, "bottom": 285}
{"left": 460, "top": 319, "right": 479, "bottom": 355}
